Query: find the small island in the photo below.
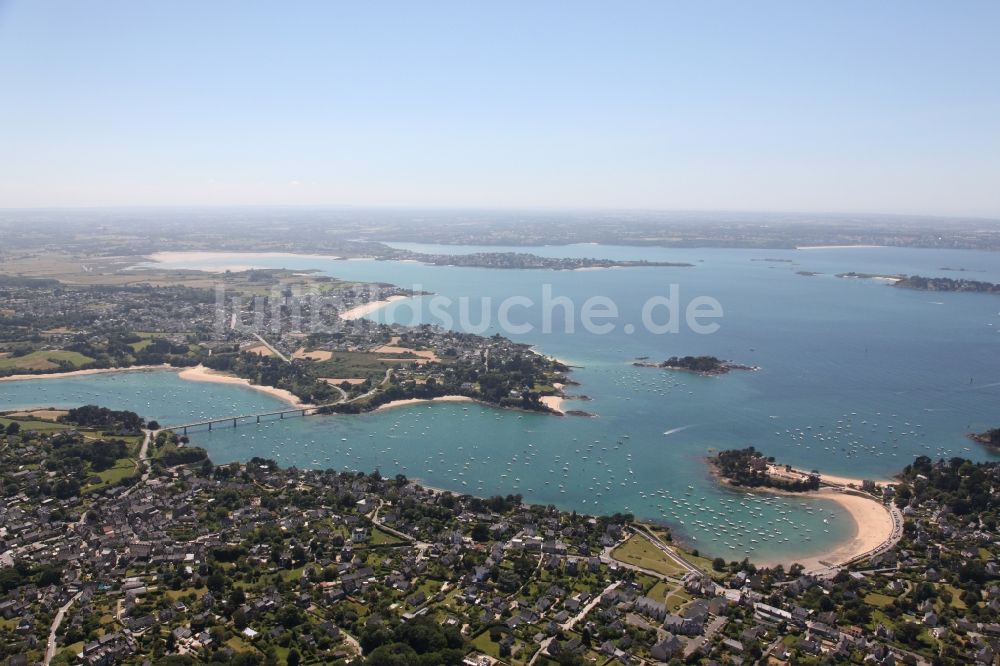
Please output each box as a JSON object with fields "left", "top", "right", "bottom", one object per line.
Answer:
{"left": 969, "top": 427, "right": 1000, "bottom": 448}
{"left": 711, "top": 447, "right": 820, "bottom": 492}
{"left": 634, "top": 355, "right": 757, "bottom": 376}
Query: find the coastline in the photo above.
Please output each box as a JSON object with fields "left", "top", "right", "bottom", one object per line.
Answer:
{"left": 749, "top": 487, "right": 896, "bottom": 572}
{"left": 339, "top": 295, "right": 409, "bottom": 320}
{"left": 708, "top": 461, "right": 896, "bottom": 572}
{"left": 540, "top": 381, "right": 566, "bottom": 414}
{"left": 0, "top": 364, "right": 174, "bottom": 382}
{"left": 373, "top": 395, "right": 474, "bottom": 412}
{"left": 772, "top": 463, "right": 894, "bottom": 488}
{"left": 176, "top": 365, "right": 309, "bottom": 407}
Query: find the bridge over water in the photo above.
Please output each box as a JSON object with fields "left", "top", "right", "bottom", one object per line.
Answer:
{"left": 163, "top": 405, "right": 330, "bottom": 434}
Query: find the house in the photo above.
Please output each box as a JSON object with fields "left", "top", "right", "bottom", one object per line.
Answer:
{"left": 650, "top": 634, "right": 683, "bottom": 662}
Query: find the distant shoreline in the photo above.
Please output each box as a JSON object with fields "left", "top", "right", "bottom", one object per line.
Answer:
{"left": 0, "top": 364, "right": 173, "bottom": 382}
{"left": 0, "top": 363, "right": 307, "bottom": 409}
{"left": 145, "top": 251, "right": 341, "bottom": 272}
{"left": 795, "top": 244, "right": 884, "bottom": 250}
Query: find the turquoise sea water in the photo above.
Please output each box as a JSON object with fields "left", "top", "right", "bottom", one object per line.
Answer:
{"left": 4, "top": 246, "right": 999, "bottom": 565}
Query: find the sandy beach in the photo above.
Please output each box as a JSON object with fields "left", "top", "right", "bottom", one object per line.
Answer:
{"left": 787, "top": 488, "right": 895, "bottom": 571}
{"left": 734, "top": 482, "right": 896, "bottom": 572}
{"left": 540, "top": 382, "right": 566, "bottom": 414}
{"left": 374, "top": 395, "right": 474, "bottom": 412}
{"left": 176, "top": 365, "right": 309, "bottom": 407}
{"left": 339, "top": 295, "right": 409, "bottom": 320}
{"left": 0, "top": 364, "right": 173, "bottom": 382}
{"left": 540, "top": 396, "right": 564, "bottom": 414}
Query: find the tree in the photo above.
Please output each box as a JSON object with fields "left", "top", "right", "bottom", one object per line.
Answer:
{"left": 286, "top": 648, "right": 300, "bottom": 666}
{"left": 712, "top": 557, "right": 726, "bottom": 571}
{"left": 471, "top": 523, "right": 490, "bottom": 542}
{"left": 5, "top": 422, "right": 20, "bottom": 436}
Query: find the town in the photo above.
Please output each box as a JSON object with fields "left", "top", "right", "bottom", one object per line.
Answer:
{"left": 0, "top": 406, "right": 996, "bottom": 666}
{"left": 0, "top": 273, "right": 570, "bottom": 414}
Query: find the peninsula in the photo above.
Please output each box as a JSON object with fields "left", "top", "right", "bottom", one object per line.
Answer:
{"left": 837, "top": 272, "right": 1000, "bottom": 295}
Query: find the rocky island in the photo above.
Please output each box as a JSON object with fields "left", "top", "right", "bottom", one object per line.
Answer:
{"left": 969, "top": 427, "right": 1000, "bottom": 448}
{"left": 634, "top": 355, "right": 757, "bottom": 376}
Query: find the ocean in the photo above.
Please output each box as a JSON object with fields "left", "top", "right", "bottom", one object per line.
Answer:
{"left": 4, "top": 245, "right": 998, "bottom": 565}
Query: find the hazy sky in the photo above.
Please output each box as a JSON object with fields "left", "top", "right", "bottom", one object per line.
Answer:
{"left": 2, "top": 1, "right": 999, "bottom": 216}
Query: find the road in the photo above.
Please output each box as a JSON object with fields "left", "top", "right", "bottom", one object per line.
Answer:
{"left": 631, "top": 525, "right": 699, "bottom": 575}
{"left": 368, "top": 500, "right": 434, "bottom": 558}
{"left": 251, "top": 332, "right": 290, "bottom": 363}
{"left": 121, "top": 429, "right": 154, "bottom": 497}
{"left": 527, "top": 636, "right": 554, "bottom": 666}
{"left": 43, "top": 590, "right": 83, "bottom": 666}
{"left": 348, "top": 369, "right": 393, "bottom": 404}
{"left": 561, "top": 580, "right": 619, "bottom": 631}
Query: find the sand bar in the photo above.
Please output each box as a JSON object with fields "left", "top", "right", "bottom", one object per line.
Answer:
{"left": 340, "top": 295, "right": 409, "bottom": 320}
{"left": 374, "top": 395, "right": 474, "bottom": 412}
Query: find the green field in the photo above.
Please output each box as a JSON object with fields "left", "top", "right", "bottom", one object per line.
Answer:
{"left": 611, "top": 533, "right": 687, "bottom": 578}
{"left": 0, "top": 350, "right": 94, "bottom": 371}
{"left": 0, "top": 416, "right": 71, "bottom": 433}
{"left": 864, "top": 592, "right": 896, "bottom": 608}
{"left": 312, "top": 351, "right": 399, "bottom": 379}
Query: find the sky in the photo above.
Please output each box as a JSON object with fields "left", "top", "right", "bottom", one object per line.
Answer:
{"left": 1, "top": 1, "right": 999, "bottom": 217}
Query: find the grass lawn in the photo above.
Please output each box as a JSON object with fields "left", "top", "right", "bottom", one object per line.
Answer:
{"left": 864, "top": 592, "right": 896, "bottom": 608}
{"left": 611, "top": 534, "right": 687, "bottom": 578}
{"left": 56, "top": 641, "right": 85, "bottom": 661}
{"left": 470, "top": 630, "right": 502, "bottom": 658}
{"left": 165, "top": 586, "right": 208, "bottom": 600}
{"left": 646, "top": 580, "right": 672, "bottom": 601}
{"left": 941, "top": 584, "right": 967, "bottom": 610}
{"left": 664, "top": 587, "right": 692, "bottom": 612}
{"left": 676, "top": 550, "right": 719, "bottom": 576}
{"left": 370, "top": 525, "right": 405, "bottom": 545}
{"left": 225, "top": 636, "right": 258, "bottom": 654}
{"left": 0, "top": 350, "right": 93, "bottom": 371}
